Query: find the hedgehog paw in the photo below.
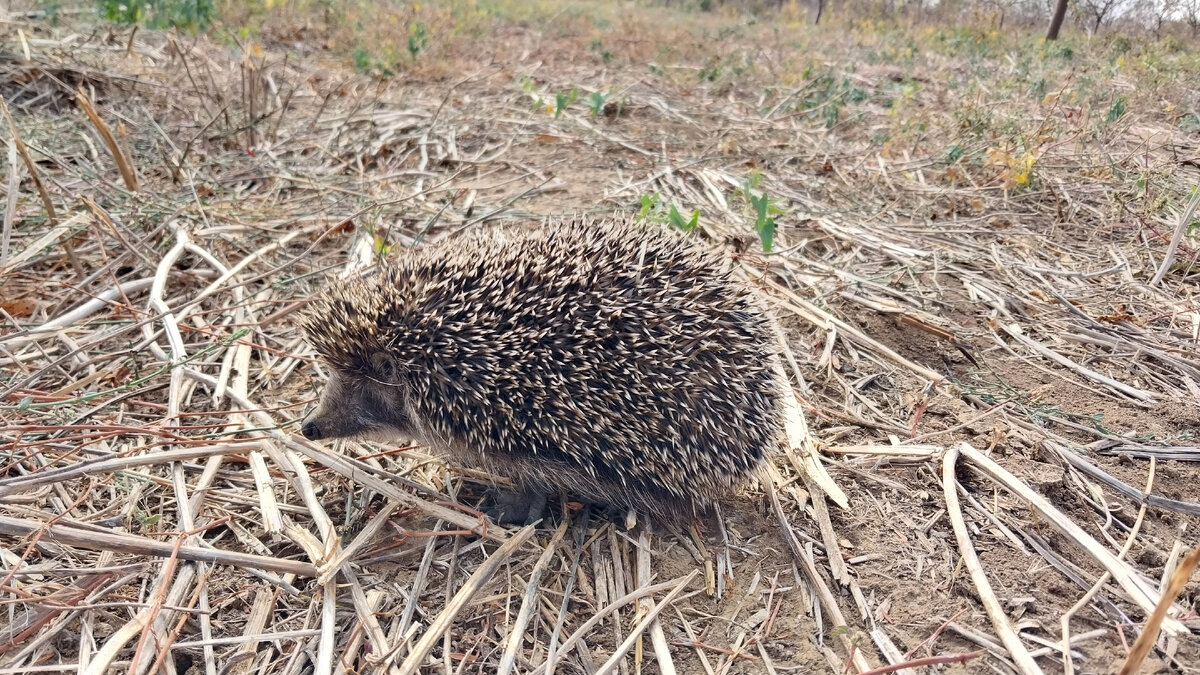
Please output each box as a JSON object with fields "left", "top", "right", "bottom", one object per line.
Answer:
{"left": 486, "top": 487, "right": 548, "bottom": 526}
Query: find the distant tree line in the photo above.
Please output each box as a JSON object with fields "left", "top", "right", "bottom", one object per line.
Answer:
{"left": 652, "top": 0, "right": 1200, "bottom": 40}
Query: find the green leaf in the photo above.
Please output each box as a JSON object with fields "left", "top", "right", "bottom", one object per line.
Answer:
{"left": 1107, "top": 97, "right": 1126, "bottom": 123}
{"left": 407, "top": 20, "right": 428, "bottom": 60}
{"left": 353, "top": 46, "right": 371, "bottom": 73}
{"left": 758, "top": 218, "right": 774, "bottom": 252}
{"left": 823, "top": 104, "right": 839, "bottom": 128}
{"left": 668, "top": 205, "right": 683, "bottom": 229}
{"left": 749, "top": 192, "right": 769, "bottom": 220}
{"left": 668, "top": 205, "right": 698, "bottom": 231}
{"left": 945, "top": 143, "right": 964, "bottom": 164}
{"left": 639, "top": 194, "right": 657, "bottom": 220}
{"left": 589, "top": 90, "right": 608, "bottom": 117}
{"left": 373, "top": 232, "right": 390, "bottom": 255}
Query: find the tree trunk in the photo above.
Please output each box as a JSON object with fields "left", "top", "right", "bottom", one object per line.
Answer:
{"left": 1046, "top": 0, "right": 1069, "bottom": 40}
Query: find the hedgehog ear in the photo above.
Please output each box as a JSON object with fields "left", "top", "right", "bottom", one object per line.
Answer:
{"left": 368, "top": 351, "right": 403, "bottom": 384}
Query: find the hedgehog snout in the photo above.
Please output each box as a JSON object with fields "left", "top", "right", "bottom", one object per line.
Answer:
{"left": 301, "top": 419, "right": 323, "bottom": 440}
{"left": 300, "top": 370, "right": 412, "bottom": 442}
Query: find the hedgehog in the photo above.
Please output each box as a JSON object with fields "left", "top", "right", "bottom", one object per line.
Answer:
{"left": 297, "top": 216, "right": 787, "bottom": 524}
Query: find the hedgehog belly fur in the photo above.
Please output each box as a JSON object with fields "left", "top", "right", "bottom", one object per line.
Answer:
{"left": 300, "top": 215, "right": 788, "bottom": 516}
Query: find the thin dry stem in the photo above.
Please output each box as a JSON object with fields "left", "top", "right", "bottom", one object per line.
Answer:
{"left": 74, "top": 89, "right": 138, "bottom": 192}
{"left": 942, "top": 445, "right": 1043, "bottom": 675}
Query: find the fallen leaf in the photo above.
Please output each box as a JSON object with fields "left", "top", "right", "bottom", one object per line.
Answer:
{"left": 1, "top": 298, "right": 35, "bottom": 316}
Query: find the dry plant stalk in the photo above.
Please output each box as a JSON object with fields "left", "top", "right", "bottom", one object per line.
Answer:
{"left": 764, "top": 467, "right": 876, "bottom": 673}
{"left": 0, "top": 515, "right": 319, "bottom": 577}
{"left": 395, "top": 525, "right": 536, "bottom": 675}
{"left": 1118, "top": 544, "right": 1200, "bottom": 675}
{"left": 497, "top": 518, "right": 570, "bottom": 675}
{"left": 1149, "top": 187, "right": 1200, "bottom": 286}
{"left": 956, "top": 444, "right": 1187, "bottom": 634}
{"left": 1, "top": 100, "right": 57, "bottom": 225}
{"left": 638, "top": 528, "right": 677, "bottom": 675}
{"left": 2, "top": 137, "right": 16, "bottom": 266}
{"left": 75, "top": 89, "right": 139, "bottom": 191}
{"left": 525, "top": 573, "right": 701, "bottom": 675}
{"left": 942, "top": 445, "right": 1043, "bottom": 675}
{"left": 592, "top": 570, "right": 700, "bottom": 675}
{"left": 1061, "top": 457, "right": 1155, "bottom": 675}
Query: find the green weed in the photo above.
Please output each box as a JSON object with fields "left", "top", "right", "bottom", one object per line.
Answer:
{"left": 638, "top": 194, "right": 700, "bottom": 232}
{"left": 587, "top": 90, "right": 609, "bottom": 117}
{"left": 408, "top": 20, "right": 428, "bottom": 60}
{"left": 944, "top": 143, "right": 964, "bottom": 164}
{"left": 353, "top": 45, "right": 396, "bottom": 77}
{"left": 735, "top": 174, "right": 782, "bottom": 252}
{"left": 96, "top": 0, "right": 215, "bottom": 31}
{"left": 1106, "top": 97, "right": 1127, "bottom": 123}
{"left": 590, "top": 38, "right": 614, "bottom": 64}
{"left": 555, "top": 89, "right": 578, "bottom": 119}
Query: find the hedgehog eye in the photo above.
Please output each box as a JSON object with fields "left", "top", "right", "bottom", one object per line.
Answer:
{"left": 368, "top": 351, "right": 402, "bottom": 384}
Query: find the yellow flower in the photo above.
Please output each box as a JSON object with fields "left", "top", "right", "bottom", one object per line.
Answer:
{"left": 1011, "top": 152, "right": 1036, "bottom": 186}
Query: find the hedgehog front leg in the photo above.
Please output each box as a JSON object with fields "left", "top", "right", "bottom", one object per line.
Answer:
{"left": 486, "top": 486, "right": 549, "bottom": 526}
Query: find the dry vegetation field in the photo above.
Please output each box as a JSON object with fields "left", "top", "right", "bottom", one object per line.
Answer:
{"left": 1, "top": 0, "right": 1200, "bottom": 673}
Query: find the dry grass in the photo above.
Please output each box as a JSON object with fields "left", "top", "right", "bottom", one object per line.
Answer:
{"left": 1, "top": 1, "right": 1199, "bottom": 673}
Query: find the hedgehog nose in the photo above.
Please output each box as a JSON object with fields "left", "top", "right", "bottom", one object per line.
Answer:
{"left": 301, "top": 420, "right": 322, "bottom": 441}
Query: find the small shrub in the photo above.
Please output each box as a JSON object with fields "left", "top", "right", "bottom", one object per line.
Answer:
{"left": 353, "top": 46, "right": 396, "bottom": 77}
{"left": 1029, "top": 78, "right": 1047, "bottom": 100}
{"left": 407, "top": 20, "right": 427, "bottom": 60}
{"left": 97, "top": 0, "right": 215, "bottom": 31}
